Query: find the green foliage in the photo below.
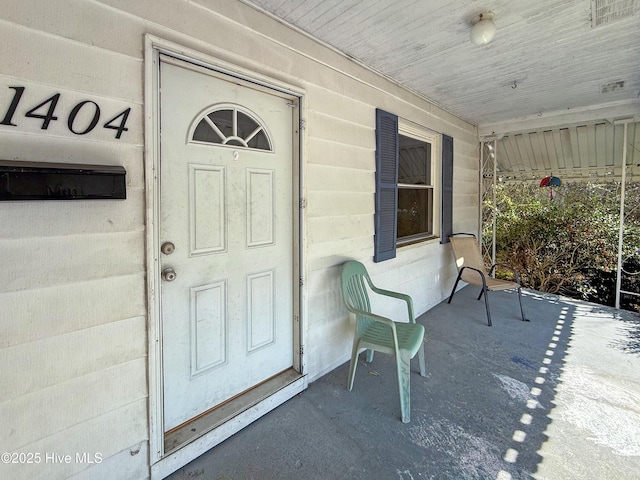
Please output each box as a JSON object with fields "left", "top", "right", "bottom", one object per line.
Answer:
{"left": 483, "top": 181, "right": 640, "bottom": 312}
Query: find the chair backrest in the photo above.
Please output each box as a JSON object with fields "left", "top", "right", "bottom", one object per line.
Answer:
{"left": 449, "top": 234, "right": 489, "bottom": 277}
{"left": 341, "top": 261, "right": 374, "bottom": 334}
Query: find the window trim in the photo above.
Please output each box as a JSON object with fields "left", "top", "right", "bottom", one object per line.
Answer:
{"left": 396, "top": 119, "right": 441, "bottom": 247}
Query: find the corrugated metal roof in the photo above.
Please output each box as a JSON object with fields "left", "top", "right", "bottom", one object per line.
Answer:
{"left": 492, "top": 121, "right": 640, "bottom": 181}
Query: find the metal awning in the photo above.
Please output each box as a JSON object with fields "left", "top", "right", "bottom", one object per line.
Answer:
{"left": 486, "top": 121, "right": 640, "bottom": 182}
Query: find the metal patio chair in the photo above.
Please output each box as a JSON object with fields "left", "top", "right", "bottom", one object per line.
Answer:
{"left": 341, "top": 260, "right": 426, "bottom": 423}
{"left": 447, "top": 233, "right": 528, "bottom": 326}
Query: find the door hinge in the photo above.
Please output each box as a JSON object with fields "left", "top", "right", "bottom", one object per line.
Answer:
{"left": 287, "top": 102, "right": 298, "bottom": 108}
{"left": 299, "top": 345, "right": 304, "bottom": 355}
{"left": 299, "top": 118, "right": 306, "bottom": 130}
{"left": 299, "top": 276, "right": 304, "bottom": 286}
{"left": 299, "top": 197, "right": 307, "bottom": 209}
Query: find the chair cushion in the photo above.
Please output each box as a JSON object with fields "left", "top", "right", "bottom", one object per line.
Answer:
{"left": 485, "top": 276, "right": 519, "bottom": 291}
{"left": 460, "top": 270, "right": 519, "bottom": 291}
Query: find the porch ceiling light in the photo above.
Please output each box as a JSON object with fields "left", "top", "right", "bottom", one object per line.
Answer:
{"left": 471, "top": 12, "right": 496, "bottom": 46}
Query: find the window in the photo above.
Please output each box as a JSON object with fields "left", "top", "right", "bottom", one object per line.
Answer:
{"left": 191, "top": 106, "right": 272, "bottom": 151}
{"left": 397, "top": 134, "right": 433, "bottom": 242}
{"left": 374, "top": 109, "right": 453, "bottom": 262}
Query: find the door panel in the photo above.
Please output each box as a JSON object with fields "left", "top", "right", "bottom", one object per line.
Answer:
{"left": 190, "top": 281, "right": 226, "bottom": 375}
{"left": 189, "top": 165, "right": 226, "bottom": 255}
{"left": 160, "top": 58, "right": 295, "bottom": 431}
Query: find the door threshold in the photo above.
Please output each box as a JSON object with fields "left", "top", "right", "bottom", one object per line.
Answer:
{"left": 153, "top": 371, "right": 306, "bottom": 479}
{"left": 164, "top": 368, "right": 303, "bottom": 454}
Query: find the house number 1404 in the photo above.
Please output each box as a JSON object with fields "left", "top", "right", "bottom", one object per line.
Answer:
{"left": 0, "top": 86, "right": 131, "bottom": 139}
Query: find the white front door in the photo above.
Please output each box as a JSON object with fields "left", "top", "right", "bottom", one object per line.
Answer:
{"left": 159, "top": 57, "right": 295, "bottom": 432}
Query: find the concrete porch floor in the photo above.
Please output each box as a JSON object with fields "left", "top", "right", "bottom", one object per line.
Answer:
{"left": 167, "top": 286, "right": 640, "bottom": 480}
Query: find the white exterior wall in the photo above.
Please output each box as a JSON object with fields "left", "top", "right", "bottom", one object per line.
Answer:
{"left": 0, "top": 1, "right": 477, "bottom": 479}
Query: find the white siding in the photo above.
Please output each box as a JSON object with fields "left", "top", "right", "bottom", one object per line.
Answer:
{"left": 0, "top": 1, "right": 148, "bottom": 478}
{"left": 0, "top": 1, "right": 478, "bottom": 478}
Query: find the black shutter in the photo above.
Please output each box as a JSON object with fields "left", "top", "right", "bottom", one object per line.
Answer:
{"left": 374, "top": 109, "right": 398, "bottom": 262}
{"left": 440, "top": 134, "right": 454, "bottom": 244}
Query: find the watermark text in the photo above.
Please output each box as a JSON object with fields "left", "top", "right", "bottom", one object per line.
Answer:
{"left": 1, "top": 452, "right": 103, "bottom": 465}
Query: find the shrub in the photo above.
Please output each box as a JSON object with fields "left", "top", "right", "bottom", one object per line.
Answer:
{"left": 483, "top": 181, "right": 640, "bottom": 312}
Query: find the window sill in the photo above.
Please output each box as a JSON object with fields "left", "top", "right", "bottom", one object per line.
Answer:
{"left": 397, "top": 234, "right": 439, "bottom": 248}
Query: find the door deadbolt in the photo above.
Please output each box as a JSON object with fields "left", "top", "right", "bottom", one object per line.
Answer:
{"left": 161, "top": 267, "right": 177, "bottom": 282}
{"left": 161, "top": 242, "right": 175, "bottom": 255}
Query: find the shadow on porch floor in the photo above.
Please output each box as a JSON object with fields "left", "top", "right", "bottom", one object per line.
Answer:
{"left": 167, "top": 286, "right": 640, "bottom": 480}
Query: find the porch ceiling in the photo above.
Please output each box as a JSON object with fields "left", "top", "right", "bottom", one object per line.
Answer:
{"left": 242, "top": 0, "right": 640, "bottom": 180}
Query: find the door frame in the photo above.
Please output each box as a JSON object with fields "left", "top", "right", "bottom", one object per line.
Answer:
{"left": 144, "top": 35, "right": 307, "bottom": 479}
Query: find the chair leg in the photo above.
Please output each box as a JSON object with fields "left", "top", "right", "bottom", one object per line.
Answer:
{"left": 347, "top": 339, "right": 361, "bottom": 391}
{"left": 477, "top": 289, "right": 484, "bottom": 300}
{"left": 447, "top": 272, "right": 463, "bottom": 304}
{"left": 483, "top": 288, "right": 492, "bottom": 327}
{"left": 417, "top": 342, "right": 426, "bottom": 377}
{"left": 517, "top": 287, "right": 529, "bottom": 321}
{"left": 365, "top": 349, "right": 374, "bottom": 362}
{"left": 397, "top": 350, "right": 412, "bottom": 423}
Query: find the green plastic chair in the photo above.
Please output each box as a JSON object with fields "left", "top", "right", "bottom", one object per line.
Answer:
{"left": 341, "top": 260, "right": 426, "bottom": 423}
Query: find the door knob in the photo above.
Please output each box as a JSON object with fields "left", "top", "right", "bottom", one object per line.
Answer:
{"left": 161, "top": 242, "right": 175, "bottom": 255}
{"left": 162, "top": 267, "right": 177, "bottom": 282}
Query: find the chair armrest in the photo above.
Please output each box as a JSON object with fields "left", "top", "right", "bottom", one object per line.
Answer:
{"left": 345, "top": 306, "right": 398, "bottom": 331}
{"left": 459, "top": 266, "right": 488, "bottom": 288}
{"left": 368, "top": 285, "right": 415, "bottom": 324}
{"left": 344, "top": 305, "right": 400, "bottom": 351}
{"left": 489, "top": 263, "right": 521, "bottom": 283}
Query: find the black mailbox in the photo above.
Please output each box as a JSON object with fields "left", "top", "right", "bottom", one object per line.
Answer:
{"left": 0, "top": 161, "right": 126, "bottom": 200}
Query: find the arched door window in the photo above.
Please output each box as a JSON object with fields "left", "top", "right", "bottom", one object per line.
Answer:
{"left": 190, "top": 105, "right": 272, "bottom": 151}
